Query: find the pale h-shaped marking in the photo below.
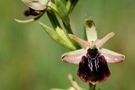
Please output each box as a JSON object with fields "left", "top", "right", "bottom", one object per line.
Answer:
{"left": 86, "top": 53, "right": 99, "bottom": 71}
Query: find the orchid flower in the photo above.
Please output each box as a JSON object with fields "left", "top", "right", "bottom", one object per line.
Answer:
{"left": 15, "top": 0, "right": 79, "bottom": 24}
{"left": 61, "top": 18, "right": 125, "bottom": 84}
{"left": 15, "top": 0, "right": 50, "bottom": 23}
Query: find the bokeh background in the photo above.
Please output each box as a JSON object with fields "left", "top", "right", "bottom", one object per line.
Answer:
{"left": 0, "top": 0, "right": 135, "bottom": 90}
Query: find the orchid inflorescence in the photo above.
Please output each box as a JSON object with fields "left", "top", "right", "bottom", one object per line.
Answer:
{"left": 15, "top": 0, "right": 125, "bottom": 90}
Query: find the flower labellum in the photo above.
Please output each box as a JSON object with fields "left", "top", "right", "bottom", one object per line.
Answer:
{"left": 61, "top": 18, "right": 125, "bottom": 84}
{"left": 78, "top": 44, "right": 110, "bottom": 84}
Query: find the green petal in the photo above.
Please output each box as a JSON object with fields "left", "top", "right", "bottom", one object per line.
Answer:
{"left": 84, "top": 18, "right": 97, "bottom": 42}
{"left": 39, "top": 22, "right": 76, "bottom": 50}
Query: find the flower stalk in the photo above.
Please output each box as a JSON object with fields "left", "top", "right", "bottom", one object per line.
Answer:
{"left": 89, "top": 83, "right": 96, "bottom": 90}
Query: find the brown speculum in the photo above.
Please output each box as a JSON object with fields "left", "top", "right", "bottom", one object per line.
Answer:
{"left": 77, "top": 48, "right": 110, "bottom": 83}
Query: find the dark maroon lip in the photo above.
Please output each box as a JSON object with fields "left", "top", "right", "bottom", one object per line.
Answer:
{"left": 77, "top": 48, "right": 110, "bottom": 83}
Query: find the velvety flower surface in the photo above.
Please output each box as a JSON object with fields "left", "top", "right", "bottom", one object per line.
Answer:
{"left": 62, "top": 18, "right": 125, "bottom": 84}
{"left": 78, "top": 47, "right": 110, "bottom": 83}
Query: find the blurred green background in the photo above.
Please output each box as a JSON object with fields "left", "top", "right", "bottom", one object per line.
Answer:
{"left": 0, "top": 0, "right": 135, "bottom": 90}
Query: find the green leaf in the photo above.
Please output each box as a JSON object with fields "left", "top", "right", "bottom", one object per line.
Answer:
{"left": 56, "top": 27, "right": 74, "bottom": 46}
{"left": 39, "top": 22, "right": 77, "bottom": 50}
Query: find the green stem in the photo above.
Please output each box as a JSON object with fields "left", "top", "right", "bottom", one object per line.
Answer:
{"left": 63, "top": 21, "right": 73, "bottom": 34}
{"left": 47, "top": 10, "right": 61, "bottom": 29}
{"left": 89, "top": 83, "right": 96, "bottom": 90}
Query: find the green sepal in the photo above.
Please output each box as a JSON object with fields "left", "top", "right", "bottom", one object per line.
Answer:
{"left": 55, "top": 27, "right": 74, "bottom": 47}
{"left": 84, "top": 18, "right": 97, "bottom": 42}
{"left": 39, "top": 22, "right": 77, "bottom": 50}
